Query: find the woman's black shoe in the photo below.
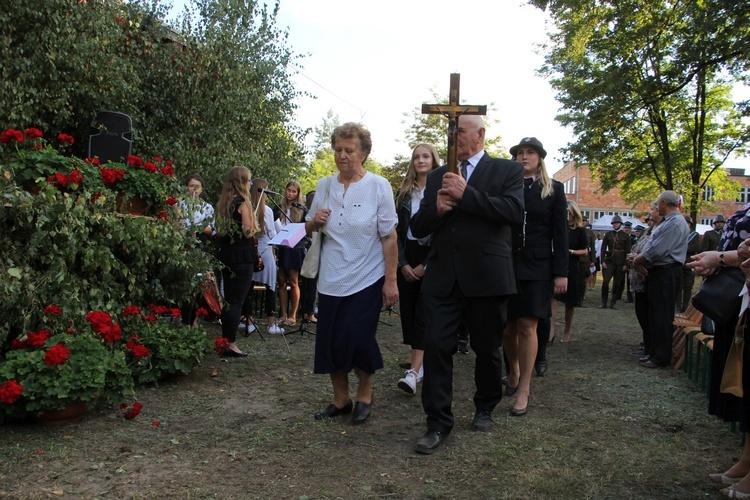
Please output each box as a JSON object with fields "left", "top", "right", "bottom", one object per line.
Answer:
{"left": 222, "top": 349, "right": 248, "bottom": 357}
{"left": 399, "top": 362, "right": 412, "bottom": 369}
{"left": 351, "top": 401, "right": 372, "bottom": 425}
{"left": 314, "top": 400, "right": 353, "bottom": 420}
{"left": 505, "top": 384, "right": 518, "bottom": 396}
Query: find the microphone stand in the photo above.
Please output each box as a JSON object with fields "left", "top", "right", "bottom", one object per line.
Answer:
{"left": 261, "top": 190, "right": 295, "bottom": 225}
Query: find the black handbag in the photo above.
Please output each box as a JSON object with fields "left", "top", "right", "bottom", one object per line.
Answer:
{"left": 692, "top": 267, "right": 745, "bottom": 324}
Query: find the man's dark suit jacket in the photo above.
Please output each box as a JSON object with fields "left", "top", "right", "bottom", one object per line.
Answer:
{"left": 512, "top": 178, "right": 569, "bottom": 281}
{"left": 410, "top": 152, "right": 524, "bottom": 297}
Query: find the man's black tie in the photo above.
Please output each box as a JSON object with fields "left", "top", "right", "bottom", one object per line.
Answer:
{"left": 524, "top": 177, "right": 534, "bottom": 188}
{"left": 460, "top": 160, "right": 470, "bottom": 180}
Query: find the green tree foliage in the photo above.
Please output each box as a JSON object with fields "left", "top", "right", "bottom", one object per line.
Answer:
{"left": 298, "top": 113, "right": 385, "bottom": 196}
{"left": 533, "top": 0, "right": 750, "bottom": 219}
{"left": 0, "top": 0, "right": 305, "bottom": 201}
{"left": 381, "top": 92, "right": 507, "bottom": 195}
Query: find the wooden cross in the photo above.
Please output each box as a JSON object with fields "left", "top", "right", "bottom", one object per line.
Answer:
{"left": 422, "top": 73, "right": 487, "bottom": 174}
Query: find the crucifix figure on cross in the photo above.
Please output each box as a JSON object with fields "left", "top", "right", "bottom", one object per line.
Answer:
{"left": 422, "top": 73, "right": 487, "bottom": 174}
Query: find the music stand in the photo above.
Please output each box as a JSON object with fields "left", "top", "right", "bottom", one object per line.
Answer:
{"left": 240, "top": 317, "right": 264, "bottom": 341}
{"left": 285, "top": 318, "right": 315, "bottom": 345}
{"left": 379, "top": 306, "right": 400, "bottom": 326}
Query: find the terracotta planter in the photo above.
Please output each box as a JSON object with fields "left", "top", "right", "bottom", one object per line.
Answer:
{"left": 36, "top": 401, "right": 89, "bottom": 425}
{"left": 115, "top": 193, "right": 151, "bottom": 216}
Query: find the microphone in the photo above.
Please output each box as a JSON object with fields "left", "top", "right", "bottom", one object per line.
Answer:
{"left": 258, "top": 188, "right": 281, "bottom": 196}
{"left": 292, "top": 202, "right": 309, "bottom": 213}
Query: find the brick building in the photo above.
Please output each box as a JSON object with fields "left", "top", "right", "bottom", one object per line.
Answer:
{"left": 552, "top": 161, "right": 750, "bottom": 227}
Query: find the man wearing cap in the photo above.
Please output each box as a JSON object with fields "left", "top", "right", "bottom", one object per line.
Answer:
{"left": 700, "top": 214, "right": 725, "bottom": 252}
{"left": 599, "top": 215, "right": 631, "bottom": 309}
{"left": 680, "top": 216, "right": 701, "bottom": 312}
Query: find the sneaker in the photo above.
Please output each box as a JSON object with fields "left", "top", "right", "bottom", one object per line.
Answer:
{"left": 237, "top": 321, "right": 257, "bottom": 333}
{"left": 398, "top": 370, "right": 418, "bottom": 395}
{"left": 267, "top": 323, "right": 283, "bottom": 335}
{"left": 416, "top": 365, "right": 423, "bottom": 383}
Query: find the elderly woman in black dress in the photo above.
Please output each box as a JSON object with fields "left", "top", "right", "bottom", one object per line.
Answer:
{"left": 306, "top": 123, "right": 398, "bottom": 425}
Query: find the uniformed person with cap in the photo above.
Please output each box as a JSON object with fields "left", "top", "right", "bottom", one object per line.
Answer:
{"left": 599, "top": 215, "right": 631, "bottom": 309}
{"left": 700, "top": 214, "right": 725, "bottom": 252}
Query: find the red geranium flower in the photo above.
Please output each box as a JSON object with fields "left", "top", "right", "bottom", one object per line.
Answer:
{"left": 123, "top": 401, "right": 143, "bottom": 420}
{"left": 122, "top": 305, "right": 140, "bottom": 317}
{"left": 195, "top": 307, "right": 209, "bottom": 318}
{"left": 160, "top": 166, "right": 175, "bottom": 177}
{"left": 24, "top": 128, "right": 44, "bottom": 139}
{"left": 214, "top": 337, "right": 229, "bottom": 354}
{"left": 148, "top": 304, "right": 170, "bottom": 315}
{"left": 44, "top": 304, "right": 62, "bottom": 317}
{"left": 11, "top": 339, "right": 26, "bottom": 350}
{"left": 86, "top": 310, "right": 112, "bottom": 329}
{"left": 153, "top": 156, "right": 162, "bottom": 163}
{"left": 127, "top": 155, "right": 143, "bottom": 167}
{"left": 157, "top": 211, "right": 169, "bottom": 220}
{"left": 130, "top": 345, "right": 150, "bottom": 358}
{"left": 0, "top": 380, "right": 23, "bottom": 404}
{"left": 26, "top": 330, "right": 52, "bottom": 348}
{"left": 57, "top": 133, "right": 75, "bottom": 145}
{"left": 142, "top": 314, "right": 157, "bottom": 323}
{"left": 85, "top": 157, "right": 101, "bottom": 166}
{"left": 47, "top": 172, "right": 68, "bottom": 187}
{"left": 0, "top": 128, "right": 24, "bottom": 144}
{"left": 166, "top": 196, "right": 178, "bottom": 206}
{"left": 143, "top": 161, "right": 157, "bottom": 173}
{"left": 43, "top": 343, "right": 71, "bottom": 366}
{"left": 100, "top": 167, "right": 125, "bottom": 186}
{"left": 66, "top": 170, "right": 84, "bottom": 185}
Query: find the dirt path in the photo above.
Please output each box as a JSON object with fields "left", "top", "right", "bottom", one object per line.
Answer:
{"left": 0, "top": 290, "right": 740, "bottom": 499}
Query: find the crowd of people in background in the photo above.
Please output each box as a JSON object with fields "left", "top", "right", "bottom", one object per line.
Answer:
{"left": 177, "top": 118, "right": 750, "bottom": 486}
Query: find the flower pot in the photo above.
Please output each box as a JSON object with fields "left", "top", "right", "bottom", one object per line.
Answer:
{"left": 161, "top": 371, "right": 188, "bottom": 382}
{"left": 116, "top": 193, "right": 151, "bottom": 216}
{"left": 36, "top": 401, "right": 89, "bottom": 425}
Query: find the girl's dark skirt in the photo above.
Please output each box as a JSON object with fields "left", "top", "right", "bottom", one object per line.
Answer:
{"left": 277, "top": 245, "right": 305, "bottom": 270}
{"left": 507, "top": 279, "right": 552, "bottom": 320}
{"left": 314, "top": 277, "right": 384, "bottom": 374}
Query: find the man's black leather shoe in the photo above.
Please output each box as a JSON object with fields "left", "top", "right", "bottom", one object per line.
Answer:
{"left": 414, "top": 430, "right": 448, "bottom": 454}
{"left": 472, "top": 410, "right": 493, "bottom": 431}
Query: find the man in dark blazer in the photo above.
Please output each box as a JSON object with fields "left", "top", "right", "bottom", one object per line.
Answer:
{"left": 410, "top": 115, "right": 524, "bottom": 454}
